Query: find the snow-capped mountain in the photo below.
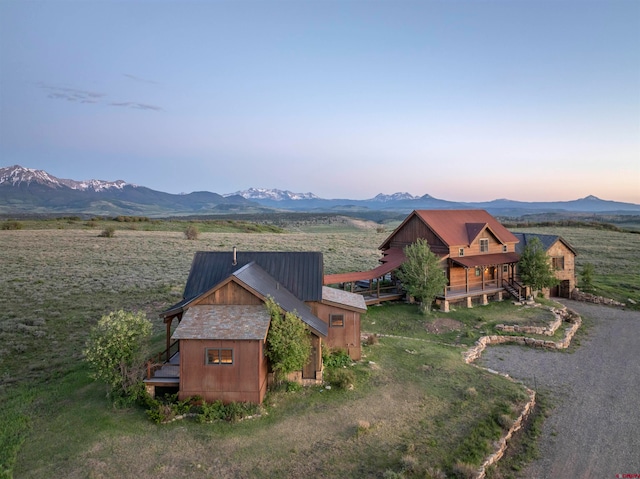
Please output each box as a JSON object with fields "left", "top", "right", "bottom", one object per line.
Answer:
{"left": 227, "top": 188, "right": 319, "bottom": 201}
{"left": 0, "top": 165, "right": 129, "bottom": 192}
{"left": 371, "top": 192, "right": 420, "bottom": 202}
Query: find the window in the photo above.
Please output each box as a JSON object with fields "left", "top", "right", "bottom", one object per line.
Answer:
{"left": 206, "top": 348, "right": 233, "bottom": 365}
{"left": 503, "top": 265, "right": 509, "bottom": 274}
{"left": 475, "top": 267, "right": 481, "bottom": 277}
{"left": 330, "top": 314, "right": 344, "bottom": 327}
{"left": 502, "top": 245, "right": 508, "bottom": 252}
{"left": 480, "top": 239, "right": 489, "bottom": 253}
{"left": 459, "top": 248, "right": 464, "bottom": 257}
{"left": 552, "top": 257, "right": 565, "bottom": 270}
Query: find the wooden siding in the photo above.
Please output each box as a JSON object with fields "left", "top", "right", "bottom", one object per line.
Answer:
{"left": 178, "top": 338, "right": 268, "bottom": 404}
{"left": 458, "top": 228, "right": 516, "bottom": 256}
{"left": 387, "top": 215, "right": 448, "bottom": 254}
{"left": 196, "top": 280, "right": 262, "bottom": 306}
{"left": 309, "top": 302, "right": 361, "bottom": 360}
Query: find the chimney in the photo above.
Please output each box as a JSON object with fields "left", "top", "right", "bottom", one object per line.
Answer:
{"left": 232, "top": 246, "right": 237, "bottom": 266}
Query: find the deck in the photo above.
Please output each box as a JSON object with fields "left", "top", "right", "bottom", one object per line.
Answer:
{"left": 143, "top": 351, "right": 180, "bottom": 387}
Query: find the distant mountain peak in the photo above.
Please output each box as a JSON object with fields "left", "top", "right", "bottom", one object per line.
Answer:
{"left": 581, "top": 195, "right": 602, "bottom": 201}
{"left": 371, "top": 192, "right": 419, "bottom": 202}
{"left": 226, "top": 188, "right": 319, "bottom": 201}
{"left": 0, "top": 164, "right": 131, "bottom": 192}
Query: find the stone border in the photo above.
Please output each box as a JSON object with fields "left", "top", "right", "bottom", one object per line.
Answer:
{"left": 494, "top": 307, "right": 565, "bottom": 336}
{"left": 463, "top": 306, "right": 582, "bottom": 478}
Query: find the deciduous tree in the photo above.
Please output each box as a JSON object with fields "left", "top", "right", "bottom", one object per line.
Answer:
{"left": 518, "top": 237, "right": 558, "bottom": 295}
{"left": 397, "top": 238, "right": 448, "bottom": 314}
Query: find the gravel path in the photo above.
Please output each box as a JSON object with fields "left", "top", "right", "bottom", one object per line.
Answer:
{"left": 479, "top": 299, "right": 640, "bottom": 479}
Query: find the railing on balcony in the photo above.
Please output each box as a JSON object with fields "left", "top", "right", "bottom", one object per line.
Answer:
{"left": 146, "top": 340, "right": 180, "bottom": 380}
{"left": 444, "top": 280, "right": 500, "bottom": 298}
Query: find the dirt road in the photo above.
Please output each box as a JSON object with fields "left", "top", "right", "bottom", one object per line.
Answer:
{"left": 479, "top": 300, "right": 640, "bottom": 479}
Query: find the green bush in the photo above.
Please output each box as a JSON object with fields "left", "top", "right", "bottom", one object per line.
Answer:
{"left": 98, "top": 226, "right": 116, "bottom": 238}
{"left": 1, "top": 220, "right": 23, "bottom": 230}
{"left": 322, "top": 348, "right": 352, "bottom": 369}
{"left": 324, "top": 368, "right": 355, "bottom": 390}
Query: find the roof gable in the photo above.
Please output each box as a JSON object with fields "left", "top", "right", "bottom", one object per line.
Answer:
{"left": 172, "top": 305, "right": 270, "bottom": 340}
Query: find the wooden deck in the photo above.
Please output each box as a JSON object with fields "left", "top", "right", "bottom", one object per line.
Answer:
{"left": 143, "top": 351, "right": 180, "bottom": 387}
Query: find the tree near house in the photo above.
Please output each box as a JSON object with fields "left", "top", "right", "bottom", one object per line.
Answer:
{"left": 83, "top": 310, "right": 152, "bottom": 405}
{"left": 580, "top": 263, "right": 595, "bottom": 292}
{"left": 518, "top": 237, "right": 558, "bottom": 295}
{"left": 397, "top": 238, "right": 448, "bottom": 314}
{"left": 264, "top": 297, "right": 311, "bottom": 383}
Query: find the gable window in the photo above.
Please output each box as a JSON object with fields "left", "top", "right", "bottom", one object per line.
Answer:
{"left": 459, "top": 248, "right": 464, "bottom": 257}
{"left": 330, "top": 314, "right": 344, "bottom": 327}
{"left": 480, "top": 239, "right": 489, "bottom": 253}
{"left": 206, "top": 348, "right": 233, "bottom": 365}
{"left": 552, "top": 257, "right": 565, "bottom": 270}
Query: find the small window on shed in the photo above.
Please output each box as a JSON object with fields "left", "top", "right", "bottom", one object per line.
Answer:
{"left": 480, "top": 239, "right": 489, "bottom": 253}
{"left": 330, "top": 314, "right": 344, "bottom": 327}
{"left": 206, "top": 348, "right": 234, "bottom": 365}
{"left": 459, "top": 248, "right": 464, "bottom": 256}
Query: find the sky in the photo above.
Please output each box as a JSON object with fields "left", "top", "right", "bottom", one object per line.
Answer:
{"left": 1, "top": 1, "right": 638, "bottom": 203}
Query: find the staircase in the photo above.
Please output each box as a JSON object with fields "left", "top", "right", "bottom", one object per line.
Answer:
{"left": 502, "top": 280, "right": 524, "bottom": 301}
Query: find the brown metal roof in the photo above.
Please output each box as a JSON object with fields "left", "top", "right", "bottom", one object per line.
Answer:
{"left": 323, "top": 248, "right": 406, "bottom": 284}
{"left": 172, "top": 305, "right": 271, "bottom": 340}
{"left": 449, "top": 252, "right": 520, "bottom": 268}
{"left": 321, "top": 286, "right": 367, "bottom": 312}
{"left": 380, "top": 210, "right": 519, "bottom": 249}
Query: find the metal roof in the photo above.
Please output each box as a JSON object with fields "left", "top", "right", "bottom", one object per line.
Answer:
{"left": 512, "top": 233, "right": 578, "bottom": 256}
{"left": 321, "top": 286, "right": 367, "bottom": 312}
{"left": 449, "top": 252, "right": 520, "bottom": 268}
{"left": 182, "top": 251, "right": 324, "bottom": 302}
{"left": 233, "top": 262, "right": 328, "bottom": 338}
{"left": 380, "top": 210, "right": 520, "bottom": 250}
{"left": 172, "top": 305, "right": 271, "bottom": 340}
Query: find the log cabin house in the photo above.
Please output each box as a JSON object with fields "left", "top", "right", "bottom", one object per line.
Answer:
{"left": 144, "top": 250, "right": 366, "bottom": 404}
{"left": 326, "top": 210, "right": 524, "bottom": 311}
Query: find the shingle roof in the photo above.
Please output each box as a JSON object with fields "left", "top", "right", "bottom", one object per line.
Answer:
{"left": 183, "top": 251, "right": 324, "bottom": 302}
{"left": 321, "top": 286, "right": 367, "bottom": 312}
{"left": 232, "top": 262, "right": 328, "bottom": 337}
{"left": 512, "top": 233, "right": 577, "bottom": 256}
{"left": 381, "top": 210, "right": 519, "bottom": 249}
{"left": 172, "top": 305, "right": 271, "bottom": 340}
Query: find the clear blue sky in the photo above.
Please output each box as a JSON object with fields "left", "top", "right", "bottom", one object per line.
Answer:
{"left": 1, "top": 0, "right": 638, "bottom": 202}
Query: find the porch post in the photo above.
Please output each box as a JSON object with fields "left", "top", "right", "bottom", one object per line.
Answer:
{"left": 165, "top": 317, "right": 172, "bottom": 362}
{"left": 465, "top": 268, "right": 469, "bottom": 293}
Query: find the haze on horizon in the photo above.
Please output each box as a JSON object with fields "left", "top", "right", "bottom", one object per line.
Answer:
{"left": 1, "top": 1, "right": 638, "bottom": 204}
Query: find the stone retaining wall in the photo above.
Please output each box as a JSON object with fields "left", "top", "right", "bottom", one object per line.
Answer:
{"left": 494, "top": 307, "right": 564, "bottom": 336}
{"left": 571, "top": 289, "right": 626, "bottom": 307}
{"left": 464, "top": 306, "right": 582, "bottom": 479}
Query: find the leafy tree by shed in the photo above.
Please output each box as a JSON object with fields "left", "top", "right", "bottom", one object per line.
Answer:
{"left": 518, "top": 236, "right": 558, "bottom": 295}
{"left": 264, "top": 297, "right": 311, "bottom": 383}
{"left": 83, "top": 310, "right": 152, "bottom": 405}
{"left": 397, "top": 238, "right": 448, "bottom": 314}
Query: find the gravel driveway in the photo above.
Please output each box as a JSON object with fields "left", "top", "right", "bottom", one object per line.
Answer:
{"left": 479, "top": 299, "right": 640, "bottom": 479}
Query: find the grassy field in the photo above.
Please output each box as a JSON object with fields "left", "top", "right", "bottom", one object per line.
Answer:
{"left": 1, "top": 220, "right": 637, "bottom": 478}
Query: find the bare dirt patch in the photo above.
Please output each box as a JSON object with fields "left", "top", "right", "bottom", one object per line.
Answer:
{"left": 425, "top": 317, "right": 463, "bottom": 334}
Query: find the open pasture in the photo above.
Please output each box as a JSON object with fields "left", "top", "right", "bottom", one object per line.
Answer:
{"left": 1, "top": 222, "right": 637, "bottom": 478}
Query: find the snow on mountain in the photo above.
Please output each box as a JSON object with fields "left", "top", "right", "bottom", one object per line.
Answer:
{"left": 371, "top": 192, "right": 420, "bottom": 202}
{"left": 0, "top": 165, "right": 130, "bottom": 192}
{"left": 226, "top": 188, "right": 319, "bottom": 201}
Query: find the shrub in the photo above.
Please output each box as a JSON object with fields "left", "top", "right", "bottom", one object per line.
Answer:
{"left": 322, "top": 348, "right": 352, "bottom": 369}
{"left": 98, "top": 226, "right": 116, "bottom": 238}
{"left": 365, "top": 334, "right": 379, "bottom": 346}
{"left": 324, "top": 368, "right": 355, "bottom": 390}
{"left": 184, "top": 224, "right": 199, "bottom": 240}
{"left": 1, "top": 220, "right": 23, "bottom": 230}
{"left": 452, "top": 461, "right": 478, "bottom": 479}
{"left": 83, "top": 310, "right": 152, "bottom": 404}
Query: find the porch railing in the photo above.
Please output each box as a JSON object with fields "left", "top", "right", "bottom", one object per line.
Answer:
{"left": 146, "top": 340, "right": 180, "bottom": 380}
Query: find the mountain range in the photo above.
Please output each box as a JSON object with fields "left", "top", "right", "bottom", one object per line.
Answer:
{"left": 1, "top": 165, "right": 639, "bottom": 218}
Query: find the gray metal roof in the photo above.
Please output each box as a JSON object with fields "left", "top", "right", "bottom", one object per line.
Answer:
{"left": 321, "top": 286, "right": 367, "bottom": 312}
{"left": 233, "top": 262, "right": 328, "bottom": 338}
{"left": 512, "top": 233, "right": 577, "bottom": 256}
{"left": 182, "top": 251, "right": 324, "bottom": 302}
{"left": 172, "top": 305, "right": 271, "bottom": 340}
